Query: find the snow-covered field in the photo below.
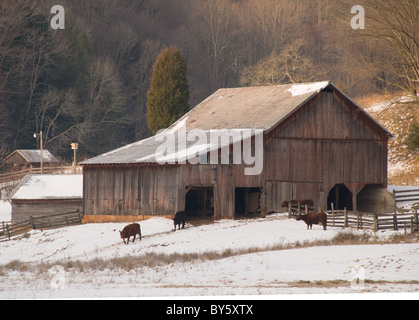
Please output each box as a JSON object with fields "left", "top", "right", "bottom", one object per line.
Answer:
{"left": 1, "top": 210, "right": 418, "bottom": 299}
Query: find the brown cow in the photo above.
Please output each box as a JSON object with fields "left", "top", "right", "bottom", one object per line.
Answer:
{"left": 281, "top": 199, "right": 314, "bottom": 208}
{"left": 119, "top": 223, "right": 142, "bottom": 244}
{"left": 295, "top": 212, "right": 327, "bottom": 230}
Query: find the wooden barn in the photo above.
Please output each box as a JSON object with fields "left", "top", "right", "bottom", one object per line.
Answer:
{"left": 9, "top": 174, "right": 83, "bottom": 224}
{"left": 81, "top": 81, "right": 393, "bottom": 220}
{"left": 3, "top": 149, "right": 59, "bottom": 172}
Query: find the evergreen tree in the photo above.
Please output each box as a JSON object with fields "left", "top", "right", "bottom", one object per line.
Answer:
{"left": 146, "top": 47, "right": 190, "bottom": 135}
{"left": 405, "top": 122, "right": 419, "bottom": 153}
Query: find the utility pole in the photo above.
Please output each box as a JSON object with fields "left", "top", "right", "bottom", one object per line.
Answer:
{"left": 34, "top": 131, "right": 43, "bottom": 174}
{"left": 71, "top": 142, "right": 79, "bottom": 174}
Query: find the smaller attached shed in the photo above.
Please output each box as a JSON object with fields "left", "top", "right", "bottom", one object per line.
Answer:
{"left": 9, "top": 174, "right": 83, "bottom": 224}
{"left": 3, "top": 150, "right": 59, "bottom": 172}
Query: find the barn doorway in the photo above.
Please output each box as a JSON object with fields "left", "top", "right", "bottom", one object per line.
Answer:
{"left": 235, "top": 187, "right": 262, "bottom": 217}
{"left": 185, "top": 187, "right": 214, "bottom": 217}
{"left": 327, "top": 184, "right": 353, "bottom": 210}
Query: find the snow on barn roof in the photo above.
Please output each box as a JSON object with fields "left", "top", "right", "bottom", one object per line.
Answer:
{"left": 9, "top": 175, "right": 83, "bottom": 200}
{"left": 4, "top": 150, "right": 59, "bottom": 164}
{"left": 81, "top": 81, "right": 391, "bottom": 165}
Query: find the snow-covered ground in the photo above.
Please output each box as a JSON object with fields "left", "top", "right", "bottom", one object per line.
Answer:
{"left": 0, "top": 200, "right": 11, "bottom": 222}
{"left": 1, "top": 213, "right": 418, "bottom": 298}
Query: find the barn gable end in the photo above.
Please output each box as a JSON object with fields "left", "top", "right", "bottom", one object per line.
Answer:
{"left": 264, "top": 89, "right": 390, "bottom": 212}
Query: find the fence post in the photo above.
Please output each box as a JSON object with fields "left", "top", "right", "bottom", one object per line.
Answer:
{"left": 6, "top": 224, "right": 10, "bottom": 240}
{"left": 344, "top": 207, "right": 348, "bottom": 228}
{"left": 393, "top": 212, "right": 398, "bottom": 231}
{"left": 30, "top": 216, "right": 36, "bottom": 229}
{"left": 373, "top": 212, "right": 378, "bottom": 232}
{"left": 411, "top": 217, "right": 414, "bottom": 234}
{"left": 413, "top": 213, "right": 419, "bottom": 234}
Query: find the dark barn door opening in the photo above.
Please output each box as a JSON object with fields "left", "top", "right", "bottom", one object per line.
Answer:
{"left": 327, "top": 184, "right": 353, "bottom": 210}
{"left": 185, "top": 187, "right": 214, "bottom": 217}
{"left": 235, "top": 187, "right": 262, "bottom": 216}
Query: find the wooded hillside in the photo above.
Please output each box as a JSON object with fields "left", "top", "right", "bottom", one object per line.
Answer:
{"left": 0, "top": 0, "right": 417, "bottom": 163}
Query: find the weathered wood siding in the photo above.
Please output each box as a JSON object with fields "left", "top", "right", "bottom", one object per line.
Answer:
{"left": 12, "top": 199, "right": 82, "bottom": 224}
{"left": 83, "top": 163, "right": 263, "bottom": 218}
{"left": 264, "top": 91, "right": 388, "bottom": 211}
{"left": 83, "top": 91, "right": 389, "bottom": 218}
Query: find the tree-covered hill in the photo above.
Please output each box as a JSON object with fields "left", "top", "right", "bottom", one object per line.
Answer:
{"left": 0, "top": 0, "right": 417, "bottom": 164}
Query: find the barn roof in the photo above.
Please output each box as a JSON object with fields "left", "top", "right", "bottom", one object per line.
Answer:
{"left": 9, "top": 174, "right": 83, "bottom": 200}
{"left": 81, "top": 81, "right": 392, "bottom": 165}
{"left": 4, "top": 150, "right": 59, "bottom": 164}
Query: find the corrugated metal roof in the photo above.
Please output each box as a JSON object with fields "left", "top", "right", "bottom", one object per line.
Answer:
{"left": 9, "top": 174, "right": 82, "bottom": 200}
{"left": 81, "top": 81, "right": 391, "bottom": 165}
{"left": 171, "top": 82, "right": 330, "bottom": 131}
{"left": 5, "top": 150, "right": 59, "bottom": 164}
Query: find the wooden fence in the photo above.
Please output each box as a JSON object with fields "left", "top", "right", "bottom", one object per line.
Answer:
{"left": 326, "top": 209, "right": 419, "bottom": 232}
{"left": 288, "top": 204, "right": 419, "bottom": 233}
{"left": 0, "top": 211, "right": 83, "bottom": 241}
{"left": 0, "top": 165, "right": 82, "bottom": 183}
{"left": 393, "top": 188, "right": 419, "bottom": 206}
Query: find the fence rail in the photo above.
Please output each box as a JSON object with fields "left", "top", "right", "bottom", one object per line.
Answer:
{"left": 0, "top": 165, "right": 82, "bottom": 185}
{"left": 0, "top": 220, "right": 11, "bottom": 233}
{"left": 0, "top": 211, "right": 83, "bottom": 242}
{"left": 288, "top": 205, "right": 419, "bottom": 233}
{"left": 325, "top": 209, "right": 419, "bottom": 232}
{"left": 393, "top": 188, "right": 419, "bottom": 205}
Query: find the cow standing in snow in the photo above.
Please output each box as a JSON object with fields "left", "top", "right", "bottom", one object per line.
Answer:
{"left": 119, "top": 223, "right": 142, "bottom": 244}
{"left": 173, "top": 211, "right": 186, "bottom": 231}
{"left": 296, "top": 212, "right": 328, "bottom": 230}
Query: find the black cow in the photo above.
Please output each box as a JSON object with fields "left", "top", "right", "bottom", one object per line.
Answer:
{"left": 173, "top": 211, "right": 186, "bottom": 231}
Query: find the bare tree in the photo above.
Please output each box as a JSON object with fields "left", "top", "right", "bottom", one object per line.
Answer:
{"left": 77, "top": 58, "right": 127, "bottom": 155}
{"left": 240, "top": 39, "right": 320, "bottom": 86}
{"left": 34, "top": 88, "right": 78, "bottom": 152}
{"left": 197, "top": 0, "right": 237, "bottom": 90}
{"left": 360, "top": 0, "right": 419, "bottom": 97}
{"left": 242, "top": 0, "right": 294, "bottom": 57}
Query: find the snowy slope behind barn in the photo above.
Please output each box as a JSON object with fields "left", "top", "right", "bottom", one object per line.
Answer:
{"left": 362, "top": 94, "right": 419, "bottom": 185}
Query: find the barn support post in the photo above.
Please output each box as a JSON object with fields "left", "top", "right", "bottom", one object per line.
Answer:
{"left": 260, "top": 187, "right": 267, "bottom": 217}
{"left": 288, "top": 202, "right": 292, "bottom": 218}
{"left": 213, "top": 183, "right": 220, "bottom": 220}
